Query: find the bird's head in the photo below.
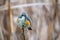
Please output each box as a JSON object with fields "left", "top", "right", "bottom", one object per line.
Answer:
{"left": 16, "top": 12, "right": 26, "bottom": 22}
{"left": 19, "top": 12, "right": 27, "bottom": 18}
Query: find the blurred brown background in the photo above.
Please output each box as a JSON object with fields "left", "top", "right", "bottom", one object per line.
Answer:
{"left": 0, "top": 0, "right": 60, "bottom": 40}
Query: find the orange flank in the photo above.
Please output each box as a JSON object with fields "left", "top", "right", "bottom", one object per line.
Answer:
{"left": 25, "top": 20, "right": 30, "bottom": 26}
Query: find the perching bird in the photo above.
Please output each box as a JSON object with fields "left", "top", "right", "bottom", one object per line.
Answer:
{"left": 17, "top": 12, "right": 32, "bottom": 30}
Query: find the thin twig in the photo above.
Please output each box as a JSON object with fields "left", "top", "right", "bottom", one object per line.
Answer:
{"left": 22, "top": 25, "right": 25, "bottom": 40}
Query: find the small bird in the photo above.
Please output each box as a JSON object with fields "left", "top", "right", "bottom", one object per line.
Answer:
{"left": 17, "top": 12, "right": 32, "bottom": 30}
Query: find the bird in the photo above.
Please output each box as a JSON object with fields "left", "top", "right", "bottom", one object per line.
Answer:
{"left": 17, "top": 12, "right": 32, "bottom": 30}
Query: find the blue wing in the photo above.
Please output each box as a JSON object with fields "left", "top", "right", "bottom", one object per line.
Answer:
{"left": 25, "top": 16, "right": 30, "bottom": 21}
